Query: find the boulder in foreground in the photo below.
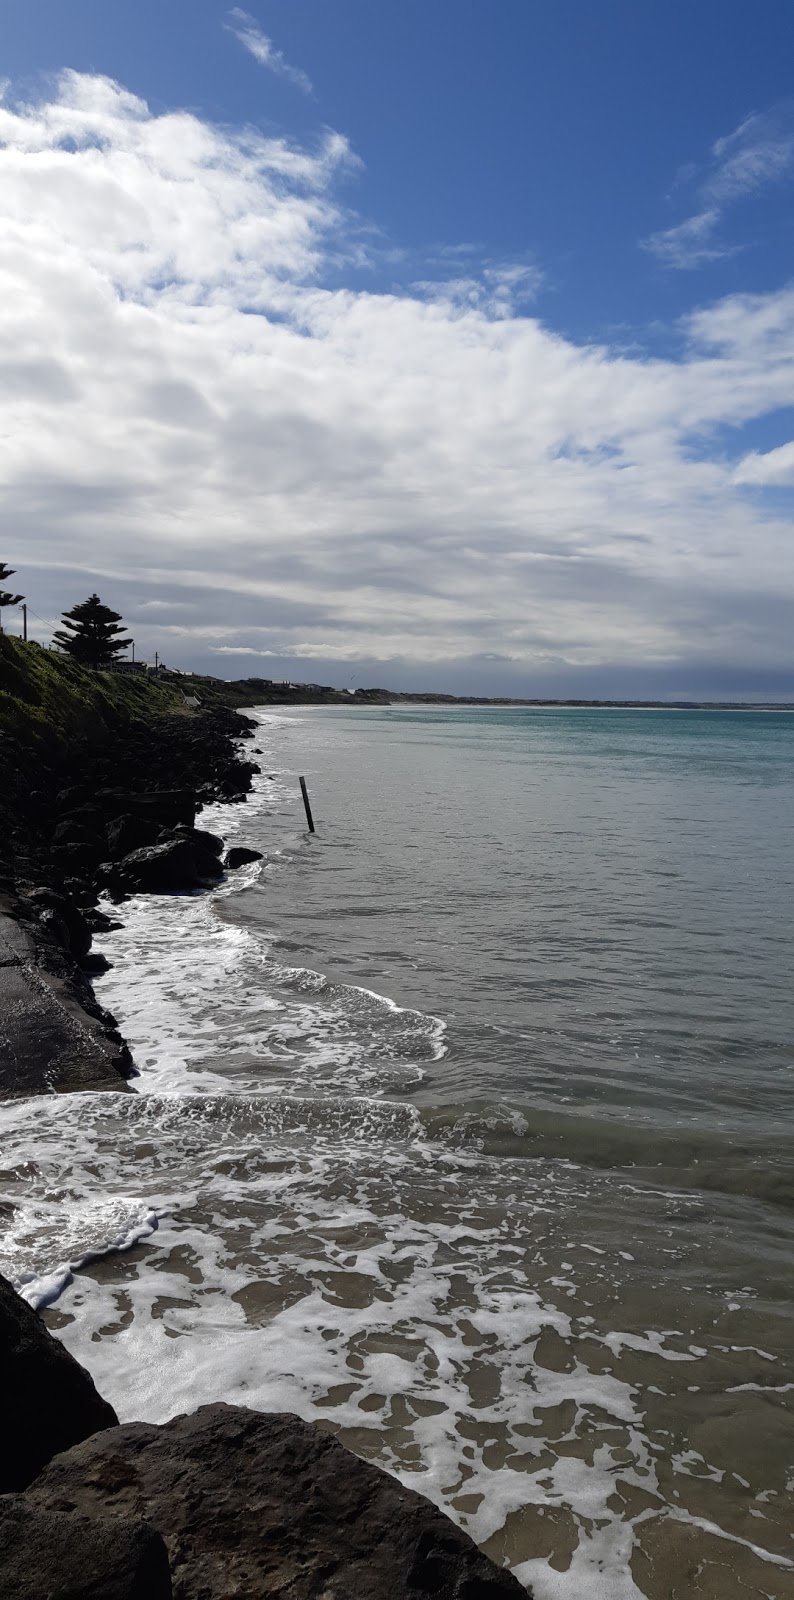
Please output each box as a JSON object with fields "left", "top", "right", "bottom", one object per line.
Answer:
{"left": 0, "top": 1498, "right": 171, "bottom": 1600}
{"left": 0, "top": 1271, "right": 118, "bottom": 1492}
{"left": 28, "top": 1401, "right": 527, "bottom": 1600}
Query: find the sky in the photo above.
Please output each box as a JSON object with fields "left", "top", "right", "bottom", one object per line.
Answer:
{"left": 1, "top": 1, "right": 793, "bottom": 698}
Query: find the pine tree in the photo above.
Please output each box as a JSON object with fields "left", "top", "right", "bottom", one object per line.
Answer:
{"left": 0, "top": 562, "right": 23, "bottom": 633}
{"left": 52, "top": 594, "right": 132, "bottom": 669}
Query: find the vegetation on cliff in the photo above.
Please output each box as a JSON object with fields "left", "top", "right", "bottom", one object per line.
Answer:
{"left": 0, "top": 635, "right": 183, "bottom": 754}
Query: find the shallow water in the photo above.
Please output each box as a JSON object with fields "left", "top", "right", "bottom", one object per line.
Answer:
{"left": 1, "top": 705, "right": 793, "bottom": 1598}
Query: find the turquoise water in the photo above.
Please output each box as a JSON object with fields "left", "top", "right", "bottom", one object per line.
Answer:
{"left": 2, "top": 704, "right": 793, "bottom": 1598}
{"left": 241, "top": 706, "right": 794, "bottom": 1192}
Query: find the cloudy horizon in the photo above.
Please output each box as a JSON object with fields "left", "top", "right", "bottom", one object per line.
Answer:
{"left": 1, "top": 7, "right": 793, "bottom": 700}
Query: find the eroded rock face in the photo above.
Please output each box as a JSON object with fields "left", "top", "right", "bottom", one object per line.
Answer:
{"left": 0, "top": 1272, "right": 118, "bottom": 1492}
{"left": 27, "top": 1402, "right": 528, "bottom": 1600}
{"left": 0, "top": 1498, "right": 172, "bottom": 1600}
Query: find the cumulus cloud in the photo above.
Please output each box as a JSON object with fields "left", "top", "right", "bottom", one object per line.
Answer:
{"left": 0, "top": 71, "right": 792, "bottom": 692}
{"left": 225, "top": 9, "right": 313, "bottom": 94}
{"left": 643, "top": 107, "right": 794, "bottom": 269}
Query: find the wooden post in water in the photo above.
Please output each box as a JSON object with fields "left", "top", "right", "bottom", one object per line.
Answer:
{"left": 299, "top": 776, "right": 315, "bottom": 833}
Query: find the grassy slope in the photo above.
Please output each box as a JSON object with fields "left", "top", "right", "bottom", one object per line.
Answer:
{"left": 0, "top": 636, "right": 184, "bottom": 754}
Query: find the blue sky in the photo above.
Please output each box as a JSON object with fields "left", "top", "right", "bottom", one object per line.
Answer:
{"left": 1, "top": 1, "right": 793, "bottom": 695}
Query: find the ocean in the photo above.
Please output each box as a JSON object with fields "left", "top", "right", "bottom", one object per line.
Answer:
{"left": 2, "top": 704, "right": 793, "bottom": 1598}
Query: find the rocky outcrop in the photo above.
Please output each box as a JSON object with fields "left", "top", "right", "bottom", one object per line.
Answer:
{"left": 0, "top": 901, "right": 135, "bottom": 1097}
{"left": 0, "top": 692, "right": 259, "bottom": 1099}
{"left": 224, "top": 845, "right": 263, "bottom": 868}
{"left": 1, "top": 702, "right": 257, "bottom": 917}
{"left": 26, "top": 1402, "right": 527, "bottom": 1600}
{"left": 0, "top": 1271, "right": 118, "bottom": 1492}
{"left": 0, "top": 1499, "right": 172, "bottom": 1600}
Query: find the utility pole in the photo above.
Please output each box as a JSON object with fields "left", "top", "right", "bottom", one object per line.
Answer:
{"left": 131, "top": 639, "right": 135, "bottom": 663}
{"left": 22, "top": 604, "right": 27, "bottom": 642}
{"left": 155, "top": 650, "right": 159, "bottom": 671}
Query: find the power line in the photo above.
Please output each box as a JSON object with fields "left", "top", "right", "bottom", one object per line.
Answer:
{"left": 22, "top": 604, "right": 61, "bottom": 633}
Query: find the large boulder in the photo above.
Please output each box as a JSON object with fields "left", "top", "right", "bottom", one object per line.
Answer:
{"left": 162, "top": 828, "right": 224, "bottom": 880}
{"left": 27, "top": 1402, "right": 527, "bottom": 1600}
{"left": 0, "top": 1272, "right": 118, "bottom": 1492}
{"left": 114, "top": 840, "right": 199, "bottom": 894}
{"left": 0, "top": 1499, "right": 171, "bottom": 1600}
{"left": 168, "top": 825, "right": 225, "bottom": 859}
{"left": 224, "top": 846, "right": 263, "bottom": 869}
{"left": 106, "top": 815, "right": 163, "bottom": 861}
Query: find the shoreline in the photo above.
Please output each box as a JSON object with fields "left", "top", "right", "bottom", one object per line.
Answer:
{"left": 0, "top": 693, "right": 533, "bottom": 1598}
{"left": 1, "top": 636, "right": 263, "bottom": 1100}
{"left": 3, "top": 698, "right": 794, "bottom": 1595}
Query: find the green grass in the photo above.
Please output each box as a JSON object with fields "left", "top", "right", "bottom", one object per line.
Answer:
{"left": 0, "top": 635, "right": 184, "bottom": 753}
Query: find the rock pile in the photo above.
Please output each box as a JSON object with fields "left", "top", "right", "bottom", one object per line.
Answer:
{"left": 0, "top": 703, "right": 265, "bottom": 1096}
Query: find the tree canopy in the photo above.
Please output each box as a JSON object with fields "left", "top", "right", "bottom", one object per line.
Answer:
{"left": 0, "top": 563, "right": 23, "bottom": 631}
{"left": 52, "top": 594, "right": 132, "bottom": 669}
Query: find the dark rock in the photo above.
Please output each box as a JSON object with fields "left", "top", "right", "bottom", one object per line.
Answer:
{"left": 115, "top": 841, "right": 199, "bottom": 893}
{"left": 0, "top": 1498, "right": 172, "bottom": 1600}
{"left": 20, "top": 889, "right": 92, "bottom": 961}
{"left": 36, "top": 906, "right": 73, "bottom": 953}
{"left": 81, "top": 952, "right": 113, "bottom": 976}
{"left": 157, "top": 827, "right": 225, "bottom": 879}
{"left": 97, "top": 791, "right": 196, "bottom": 829}
{"left": 106, "top": 815, "right": 162, "bottom": 860}
{"left": 50, "top": 843, "right": 102, "bottom": 877}
{"left": 224, "top": 846, "right": 263, "bottom": 869}
{"left": 85, "top": 909, "right": 123, "bottom": 934}
{"left": 52, "top": 820, "right": 98, "bottom": 848}
{"left": 0, "top": 902, "right": 135, "bottom": 1097}
{"left": 0, "top": 1271, "right": 118, "bottom": 1492}
{"left": 169, "top": 825, "right": 225, "bottom": 858}
{"left": 26, "top": 1402, "right": 527, "bottom": 1600}
{"left": 193, "top": 848, "right": 224, "bottom": 880}
{"left": 59, "top": 804, "right": 104, "bottom": 829}
{"left": 56, "top": 787, "right": 92, "bottom": 812}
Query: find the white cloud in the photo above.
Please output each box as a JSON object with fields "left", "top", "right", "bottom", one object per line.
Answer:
{"left": 225, "top": 9, "right": 313, "bottom": 95}
{"left": 412, "top": 261, "right": 543, "bottom": 318}
{"left": 0, "top": 72, "right": 792, "bottom": 689}
{"left": 642, "top": 209, "right": 730, "bottom": 271}
{"left": 709, "top": 112, "right": 794, "bottom": 202}
{"left": 733, "top": 439, "right": 794, "bottom": 486}
{"left": 643, "top": 108, "right": 794, "bottom": 270}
